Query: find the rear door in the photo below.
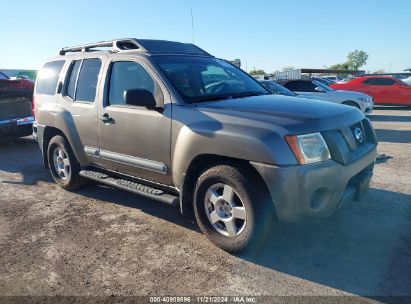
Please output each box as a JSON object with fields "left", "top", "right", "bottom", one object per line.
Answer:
{"left": 95, "top": 56, "right": 172, "bottom": 185}
{"left": 57, "top": 57, "right": 103, "bottom": 162}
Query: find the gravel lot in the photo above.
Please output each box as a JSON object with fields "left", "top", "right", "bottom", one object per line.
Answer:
{"left": 0, "top": 108, "right": 410, "bottom": 301}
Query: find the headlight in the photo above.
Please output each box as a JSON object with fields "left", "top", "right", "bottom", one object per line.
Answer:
{"left": 285, "top": 132, "right": 331, "bottom": 164}
{"left": 358, "top": 97, "right": 368, "bottom": 102}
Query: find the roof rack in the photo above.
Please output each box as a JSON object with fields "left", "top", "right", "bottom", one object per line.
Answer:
{"left": 59, "top": 38, "right": 213, "bottom": 57}
{"left": 59, "top": 38, "right": 147, "bottom": 55}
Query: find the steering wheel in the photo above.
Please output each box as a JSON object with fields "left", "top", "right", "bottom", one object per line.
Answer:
{"left": 210, "top": 82, "right": 230, "bottom": 94}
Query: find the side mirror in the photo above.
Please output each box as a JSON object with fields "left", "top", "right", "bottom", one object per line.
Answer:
{"left": 393, "top": 82, "right": 401, "bottom": 87}
{"left": 315, "top": 86, "right": 326, "bottom": 92}
{"left": 124, "top": 89, "right": 157, "bottom": 108}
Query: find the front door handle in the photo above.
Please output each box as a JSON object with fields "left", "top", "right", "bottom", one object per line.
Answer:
{"left": 100, "top": 113, "right": 113, "bottom": 123}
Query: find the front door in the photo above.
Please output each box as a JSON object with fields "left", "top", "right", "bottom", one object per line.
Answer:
{"left": 96, "top": 58, "right": 172, "bottom": 185}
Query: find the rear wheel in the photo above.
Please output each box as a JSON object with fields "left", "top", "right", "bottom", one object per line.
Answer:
{"left": 47, "top": 135, "right": 88, "bottom": 190}
{"left": 193, "top": 164, "right": 276, "bottom": 254}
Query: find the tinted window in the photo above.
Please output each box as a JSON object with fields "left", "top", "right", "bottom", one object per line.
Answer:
{"left": 36, "top": 60, "right": 65, "bottom": 95}
{"left": 363, "top": 78, "right": 397, "bottom": 86}
{"left": 284, "top": 81, "right": 317, "bottom": 92}
{"left": 66, "top": 60, "right": 82, "bottom": 99}
{"left": 75, "top": 59, "right": 101, "bottom": 102}
{"left": 108, "top": 61, "right": 157, "bottom": 106}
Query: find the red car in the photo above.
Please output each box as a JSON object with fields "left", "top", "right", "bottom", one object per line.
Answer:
{"left": 330, "top": 76, "right": 411, "bottom": 106}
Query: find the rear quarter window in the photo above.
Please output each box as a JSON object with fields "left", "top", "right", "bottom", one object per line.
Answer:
{"left": 363, "top": 78, "right": 397, "bottom": 86}
{"left": 36, "top": 60, "right": 65, "bottom": 95}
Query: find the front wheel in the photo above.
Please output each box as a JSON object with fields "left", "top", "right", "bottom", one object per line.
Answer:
{"left": 47, "top": 135, "right": 88, "bottom": 190}
{"left": 193, "top": 164, "right": 276, "bottom": 254}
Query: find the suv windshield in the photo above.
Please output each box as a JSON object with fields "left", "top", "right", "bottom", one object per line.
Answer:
{"left": 153, "top": 56, "right": 269, "bottom": 103}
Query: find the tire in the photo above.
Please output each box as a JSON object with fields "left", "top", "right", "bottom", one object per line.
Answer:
{"left": 193, "top": 164, "right": 276, "bottom": 254}
{"left": 47, "top": 135, "right": 88, "bottom": 190}
{"left": 343, "top": 100, "right": 361, "bottom": 110}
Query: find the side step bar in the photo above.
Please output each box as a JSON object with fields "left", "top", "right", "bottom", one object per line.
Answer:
{"left": 79, "top": 170, "right": 178, "bottom": 206}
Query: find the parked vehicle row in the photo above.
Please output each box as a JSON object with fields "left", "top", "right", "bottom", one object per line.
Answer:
{"left": 260, "top": 79, "right": 374, "bottom": 114}
{"left": 32, "top": 38, "right": 377, "bottom": 254}
{"left": 0, "top": 70, "right": 35, "bottom": 139}
{"left": 330, "top": 76, "right": 411, "bottom": 106}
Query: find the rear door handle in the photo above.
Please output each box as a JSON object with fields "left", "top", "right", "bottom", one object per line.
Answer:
{"left": 100, "top": 113, "right": 113, "bottom": 123}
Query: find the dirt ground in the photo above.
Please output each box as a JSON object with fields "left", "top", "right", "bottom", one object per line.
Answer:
{"left": 0, "top": 108, "right": 410, "bottom": 301}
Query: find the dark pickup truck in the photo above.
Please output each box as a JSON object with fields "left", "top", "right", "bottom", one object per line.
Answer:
{"left": 0, "top": 70, "right": 34, "bottom": 139}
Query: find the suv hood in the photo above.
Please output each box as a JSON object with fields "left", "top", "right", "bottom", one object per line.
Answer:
{"left": 195, "top": 95, "right": 364, "bottom": 135}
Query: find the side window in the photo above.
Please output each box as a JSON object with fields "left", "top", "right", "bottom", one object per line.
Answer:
{"left": 286, "top": 81, "right": 316, "bottom": 92}
{"left": 108, "top": 61, "right": 159, "bottom": 106}
{"left": 76, "top": 59, "right": 102, "bottom": 102}
{"left": 36, "top": 60, "right": 65, "bottom": 95}
{"left": 67, "top": 60, "right": 82, "bottom": 99}
{"left": 375, "top": 78, "right": 397, "bottom": 86}
{"left": 362, "top": 79, "right": 376, "bottom": 85}
{"left": 283, "top": 81, "right": 299, "bottom": 91}
{"left": 302, "top": 81, "right": 317, "bottom": 92}
{"left": 65, "top": 58, "right": 101, "bottom": 102}
{"left": 363, "top": 78, "right": 396, "bottom": 86}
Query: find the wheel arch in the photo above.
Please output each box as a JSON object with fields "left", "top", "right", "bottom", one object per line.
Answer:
{"left": 179, "top": 154, "right": 275, "bottom": 215}
{"left": 42, "top": 127, "right": 68, "bottom": 169}
{"left": 342, "top": 100, "right": 361, "bottom": 109}
{"left": 42, "top": 126, "right": 85, "bottom": 169}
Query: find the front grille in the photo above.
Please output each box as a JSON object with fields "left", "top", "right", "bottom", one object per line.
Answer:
{"left": 322, "top": 118, "right": 377, "bottom": 165}
{"left": 341, "top": 119, "right": 377, "bottom": 151}
{"left": 348, "top": 121, "right": 366, "bottom": 148}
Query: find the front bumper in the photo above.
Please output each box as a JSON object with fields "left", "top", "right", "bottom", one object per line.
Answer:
{"left": 251, "top": 146, "right": 377, "bottom": 222}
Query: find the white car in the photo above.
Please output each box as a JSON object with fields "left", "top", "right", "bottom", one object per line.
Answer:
{"left": 279, "top": 79, "right": 374, "bottom": 114}
{"left": 400, "top": 76, "right": 411, "bottom": 85}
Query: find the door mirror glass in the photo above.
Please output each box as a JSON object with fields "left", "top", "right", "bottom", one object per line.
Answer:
{"left": 124, "top": 89, "right": 157, "bottom": 108}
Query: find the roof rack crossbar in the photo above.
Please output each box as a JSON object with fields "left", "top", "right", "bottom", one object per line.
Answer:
{"left": 59, "top": 38, "right": 147, "bottom": 55}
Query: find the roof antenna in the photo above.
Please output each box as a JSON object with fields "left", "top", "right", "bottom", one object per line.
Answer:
{"left": 190, "top": 9, "right": 195, "bottom": 44}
